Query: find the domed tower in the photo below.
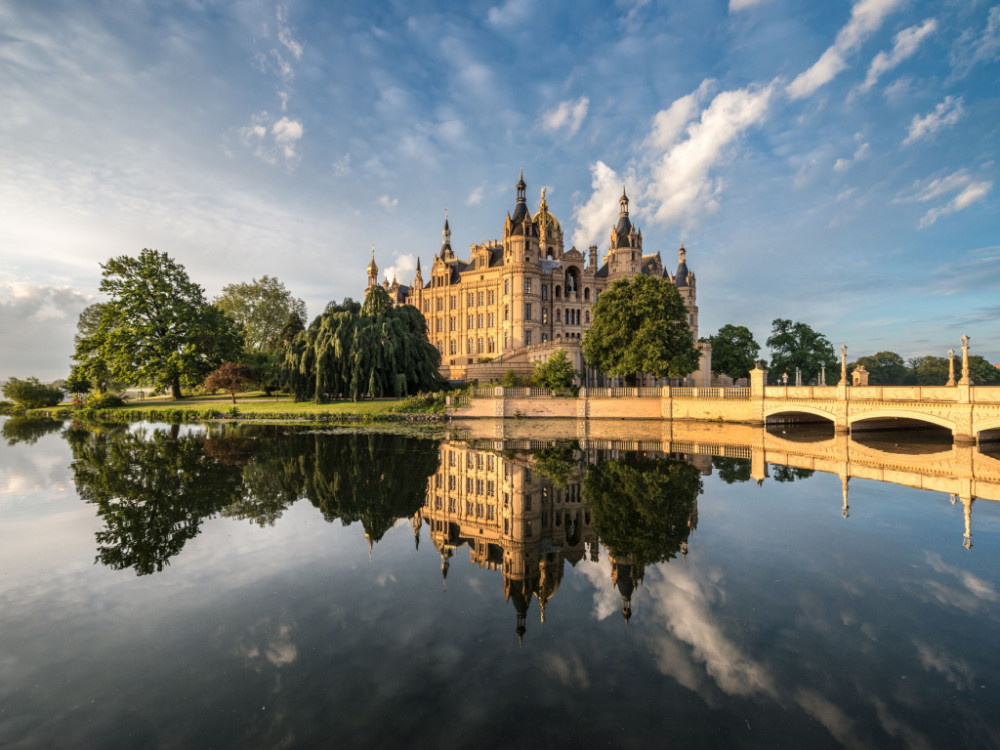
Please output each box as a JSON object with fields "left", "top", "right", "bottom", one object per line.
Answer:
{"left": 440, "top": 213, "right": 454, "bottom": 261}
{"left": 366, "top": 248, "right": 378, "bottom": 290}
{"left": 503, "top": 170, "right": 538, "bottom": 259}
{"left": 533, "top": 187, "right": 564, "bottom": 259}
{"left": 607, "top": 187, "right": 642, "bottom": 279}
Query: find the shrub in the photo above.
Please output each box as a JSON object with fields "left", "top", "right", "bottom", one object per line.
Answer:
{"left": 85, "top": 393, "right": 126, "bottom": 409}
{"left": 2, "top": 377, "right": 63, "bottom": 408}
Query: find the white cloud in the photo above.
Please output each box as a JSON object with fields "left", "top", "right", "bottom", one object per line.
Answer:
{"left": 540, "top": 97, "right": 590, "bottom": 137}
{"left": 645, "top": 79, "right": 714, "bottom": 151}
{"left": 787, "top": 0, "right": 904, "bottom": 100}
{"left": 276, "top": 5, "right": 303, "bottom": 61}
{"left": 897, "top": 170, "right": 993, "bottom": 229}
{"left": 619, "top": 0, "right": 651, "bottom": 31}
{"left": 378, "top": 194, "right": 399, "bottom": 211}
{"left": 332, "top": 152, "right": 351, "bottom": 176}
{"left": 729, "top": 0, "right": 768, "bottom": 10}
{"left": 903, "top": 96, "right": 964, "bottom": 146}
{"left": 834, "top": 141, "right": 870, "bottom": 172}
{"left": 239, "top": 113, "right": 303, "bottom": 166}
{"left": 951, "top": 5, "right": 1000, "bottom": 78}
{"left": 382, "top": 253, "right": 417, "bottom": 285}
{"left": 487, "top": 0, "right": 533, "bottom": 28}
{"left": 646, "top": 81, "right": 775, "bottom": 226}
{"left": 466, "top": 185, "right": 485, "bottom": 206}
{"left": 857, "top": 18, "right": 937, "bottom": 95}
{"left": 571, "top": 161, "right": 627, "bottom": 250}
{"left": 271, "top": 116, "right": 303, "bottom": 160}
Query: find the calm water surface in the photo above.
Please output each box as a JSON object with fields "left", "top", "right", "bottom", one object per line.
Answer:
{"left": 1, "top": 417, "right": 998, "bottom": 749}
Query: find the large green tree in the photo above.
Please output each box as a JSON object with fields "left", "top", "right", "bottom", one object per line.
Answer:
{"left": 282, "top": 287, "right": 442, "bottom": 402}
{"left": 531, "top": 349, "right": 578, "bottom": 390}
{"left": 582, "top": 275, "right": 700, "bottom": 385}
{"left": 215, "top": 275, "right": 306, "bottom": 353}
{"left": 851, "top": 351, "right": 914, "bottom": 385}
{"left": 909, "top": 355, "right": 949, "bottom": 385}
{"left": 75, "top": 249, "right": 242, "bottom": 399}
{"left": 766, "top": 319, "right": 837, "bottom": 385}
{"left": 706, "top": 324, "right": 760, "bottom": 381}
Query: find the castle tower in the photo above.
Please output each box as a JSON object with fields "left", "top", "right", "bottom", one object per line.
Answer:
{"left": 674, "top": 243, "right": 698, "bottom": 341}
{"left": 440, "top": 213, "right": 454, "bottom": 260}
{"left": 366, "top": 248, "right": 378, "bottom": 289}
{"left": 607, "top": 187, "right": 642, "bottom": 278}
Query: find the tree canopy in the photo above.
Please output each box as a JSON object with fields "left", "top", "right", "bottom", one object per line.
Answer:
{"left": 766, "top": 319, "right": 837, "bottom": 385}
{"left": 531, "top": 349, "right": 578, "bottom": 390}
{"left": 74, "top": 249, "right": 243, "bottom": 399}
{"left": 706, "top": 324, "right": 760, "bottom": 381}
{"left": 281, "top": 286, "right": 442, "bottom": 402}
{"left": 215, "top": 275, "right": 306, "bottom": 353}
{"left": 582, "top": 275, "right": 700, "bottom": 385}
{"left": 851, "top": 351, "right": 913, "bottom": 385}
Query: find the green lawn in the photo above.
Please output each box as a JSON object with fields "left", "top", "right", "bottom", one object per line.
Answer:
{"left": 125, "top": 392, "right": 404, "bottom": 416}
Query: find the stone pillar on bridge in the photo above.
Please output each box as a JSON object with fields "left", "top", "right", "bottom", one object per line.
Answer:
{"left": 750, "top": 364, "right": 767, "bottom": 425}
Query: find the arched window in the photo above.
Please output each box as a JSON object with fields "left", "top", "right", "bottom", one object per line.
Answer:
{"left": 556, "top": 309, "right": 562, "bottom": 323}
{"left": 555, "top": 285, "right": 561, "bottom": 299}
{"left": 583, "top": 287, "right": 590, "bottom": 301}
{"left": 585, "top": 310, "right": 590, "bottom": 324}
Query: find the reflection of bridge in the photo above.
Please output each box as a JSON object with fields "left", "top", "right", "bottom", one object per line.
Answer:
{"left": 449, "top": 418, "right": 1000, "bottom": 550}
{"left": 451, "top": 367, "right": 1000, "bottom": 444}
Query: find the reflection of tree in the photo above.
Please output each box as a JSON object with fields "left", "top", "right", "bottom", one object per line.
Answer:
{"left": 70, "top": 427, "right": 244, "bottom": 575}
{"left": 584, "top": 454, "right": 701, "bottom": 566}
{"left": 300, "top": 432, "right": 440, "bottom": 545}
{"left": 770, "top": 465, "right": 815, "bottom": 482}
{"left": 531, "top": 443, "right": 579, "bottom": 489}
{"left": 1, "top": 417, "right": 65, "bottom": 446}
{"left": 711, "top": 456, "right": 752, "bottom": 484}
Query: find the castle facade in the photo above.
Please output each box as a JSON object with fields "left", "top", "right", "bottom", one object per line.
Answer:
{"left": 366, "top": 173, "right": 710, "bottom": 384}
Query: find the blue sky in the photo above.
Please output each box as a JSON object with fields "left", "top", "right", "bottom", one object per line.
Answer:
{"left": 1, "top": 0, "right": 998, "bottom": 381}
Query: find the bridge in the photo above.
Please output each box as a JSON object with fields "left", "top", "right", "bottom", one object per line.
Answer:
{"left": 449, "top": 366, "right": 1000, "bottom": 444}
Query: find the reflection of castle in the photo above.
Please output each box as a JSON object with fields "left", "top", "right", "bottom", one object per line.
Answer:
{"left": 414, "top": 440, "right": 699, "bottom": 642}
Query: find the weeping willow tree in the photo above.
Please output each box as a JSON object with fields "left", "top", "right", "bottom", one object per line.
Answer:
{"left": 281, "top": 288, "right": 442, "bottom": 402}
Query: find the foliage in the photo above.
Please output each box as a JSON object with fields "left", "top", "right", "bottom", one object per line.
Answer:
{"left": 215, "top": 276, "right": 306, "bottom": 353}
{"left": 71, "top": 303, "right": 124, "bottom": 394}
{"left": 706, "top": 324, "right": 760, "bottom": 381}
{"left": 64, "top": 367, "right": 93, "bottom": 399}
{"left": 908, "top": 356, "right": 949, "bottom": 385}
{"left": 851, "top": 351, "right": 914, "bottom": 385}
{"left": 204, "top": 362, "right": 258, "bottom": 404}
{"left": 388, "top": 393, "right": 447, "bottom": 413}
{"left": 499, "top": 369, "right": 530, "bottom": 387}
{"left": 969, "top": 355, "right": 1000, "bottom": 385}
{"left": 74, "top": 249, "right": 243, "bottom": 400}
{"left": 281, "top": 286, "right": 442, "bottom": 402}
{"left": 2, "top": 376, "right": 63, "bottom": 408}
{"left": 2, "top": 417, "right": 64, "bottom": 446}
{"left": 280, "top": 311, "right": 306, "bottom": 347}
{"left": 584, "top": 453, "right": 702, "bottom": 566}
{"left": 770, "top": 465, "right": 815, "bottom": 482}
{"left": 766, "top": 319, "right": 837, "bottom": 385}
{"left": 532, "top": 443, "right": 579, "bottom": 489}
{"left": 531, "top": 349, "right": 578, "bottom": 390}
{"left": 583, "top": 275, "right": 700, "bottom": 385}
{"left": 85, "top": 393, "right": 126, "bottom": 409}
{"left": 711, "top": 456, "right": 752, "bottom": 484}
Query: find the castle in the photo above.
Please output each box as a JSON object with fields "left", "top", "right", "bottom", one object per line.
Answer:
{"left": 366, "top": 173, "right": 711, "bottom": 385}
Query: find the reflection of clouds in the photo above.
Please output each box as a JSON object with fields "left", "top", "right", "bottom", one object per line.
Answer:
{"left": 921, "top": 552, "right": 997, "bottom": 612}
{"left": 912, "top": 639, "right": 975, "bottom": 691}
{"left": 794, "top": 689, "right": 866, "bottom": 750}
{"left": 575, "top": 556, "right": 621, "bottom": 621}
{"left": 542, "top": 650, "right": 590, "bottom": 689}
{"left": 236, "top": 617, "right": 298, "bottom": 669}
{"left": 873, "top": 698, "right": 934, "bottom": 750}
{"left": 375, "top": 571, "right": 396, "bottom": 587}
{"left": 643, "top": 566, "right": 777, "bottom": 699}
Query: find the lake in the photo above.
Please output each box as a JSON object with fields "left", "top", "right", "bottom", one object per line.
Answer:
{"left": 1, "top": 416, "right": 998, "bottom": 749}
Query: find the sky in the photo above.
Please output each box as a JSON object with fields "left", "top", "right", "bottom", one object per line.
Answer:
{"left": 1, "top": 0, "right": 998, "bottom": 381}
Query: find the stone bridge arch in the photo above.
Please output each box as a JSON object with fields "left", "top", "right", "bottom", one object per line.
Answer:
{"left": 764, "top": 404, "right": 838, "bottom": 425}
{"left": 974, "top": 417, "right": 1000, "bottom": 441}
{"left": 848, "top": 409, "right": 955, "bottom": 433}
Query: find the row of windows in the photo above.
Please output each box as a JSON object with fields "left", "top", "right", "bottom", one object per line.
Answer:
{"left": 432, "top": 495, "right": 497, "bottom": 520}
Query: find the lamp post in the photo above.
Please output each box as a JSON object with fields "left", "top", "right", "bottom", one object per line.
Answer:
{"left": 820, "top": 364, "right": 826, "bottom": 385}
{"left": 838, "top": 344, "right": 847, "bottom": 386}
{"left": 958, "top": 334, "right": 972, "bottom": 385}
{"left": 795, "top": 367, "right": 802, "bottom": 386}
{"left": 947, "top": 348, "right": 956, "bottom": 386}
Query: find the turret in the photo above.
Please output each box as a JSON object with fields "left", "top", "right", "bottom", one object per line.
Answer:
{"left": 366, "top": 248, "right": 378, "bottom": 289}
{"left": 440, "top": 212, "right": 453, "bottom": 259}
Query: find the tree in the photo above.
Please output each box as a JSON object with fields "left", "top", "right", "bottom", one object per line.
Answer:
{"left": 531, "top": 349, "right": 578, "bottom": 390}
{"left": 71, "top": 303, "right": 121, "bottom": 394}
{"left": 706, "top": 324, "right": 760, "bottom": 381}
{"left": 2, "top": 377, "right": 63, "bottom": 408}
{"left": 281, "top": 287, "right": 442, "bottom": 402}
{"left": 582, "top": 275, "right": 700, "bottom": 385}
{"left": 204, "top": 362, "right": 258, "bottom": 404}
{"left": 64, "top": 367, "right": 92, "bottom": 400}
{"left": 766, "top": 319, "right": 837, "bottom": 385}
{"left": 76, "top": 249, "right": 243, "bottom": 400}
{"left": 851, "top": 351, "right": 914, "bottom": 385}
{"left": 584, "top": 454, "right": 702, "bottom": 566}
{"left": 215, "top": 276, "right": 307, "bottom": 353}
{"left": 909, "top": 355, "right": 949, "bottom": 385}
{"left": 969, "top": 355, "right": 1000, "bottom": 385}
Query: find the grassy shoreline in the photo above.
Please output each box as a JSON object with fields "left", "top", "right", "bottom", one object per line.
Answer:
{"left": 0, "top": 391, "right": 449, "bottom": 426}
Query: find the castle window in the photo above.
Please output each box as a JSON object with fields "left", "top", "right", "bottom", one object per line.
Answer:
{"left": 449, "top": 340, "right": 456, "bottom": 354}
{"left": 504, "top": 304, "right": 509, "bottom": 321}
{"left": 478, "top": 314, "right": 484, "bottom": 328}
{"left": 541, "top": 309, "right": 548, "bottom": 324}
{"left": 488, "top": 313, "right": 495, "bottom": 327}
{"left": 584, "top": 287, "right": 590, "bottom": 301}
{"left": 488, "top": 337, "right": 495, "bottom": 353}
{"left": 524, "top": 279, "right": 532, "bottom": 294}
{"left": 478, "top": 338, "right": 484, "bottom": 353}
{"left": 524, "top": 303, "right": 531, "bottom": 320}
{"left": 488, "top": 290, "right": 495, "bottom": 304}
{"left": 450, "top": 295, "right": 456, "bottom": 309}
{"left": 478, "top": 291, "right": 485, "bottom": 305}
{"left": 468, "top": 293, "right": 474, "bottom": 306}
{"left": 423, "top": 300, "right": 429, "bottom": 312}
{"left": 450, "top": 317, "right": 457, "bottom": 331}
{"left": 436, "top": 319, "right": 443, "bottom": 332}
{"left": 542, "top": 284, "right": 548, "bottom": 300}
{"left": 436, "top": 298, "right": 443, "bottom": 311}
{"left": 585, "top": 311, "right": 590, "bottom": 324}
{"left": 541, "top": 333, "right": 548, "bottom": 343}
{"left": 468, "top": 338, "right": 473, "bottom": 353}
{"left": 504, "top": 279, "right": 509, "bottom": 295}
{"left": 555, "top": 286, "right": 561, "bottom": 298}
{"left": 468, "top": 314, "right": 473, "bottom": 328}
{"left": 556, "top": 309, "right": 561, "bottom": 322}
{"left": 525, "top": 331, "right": 532, "bottom": 345}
